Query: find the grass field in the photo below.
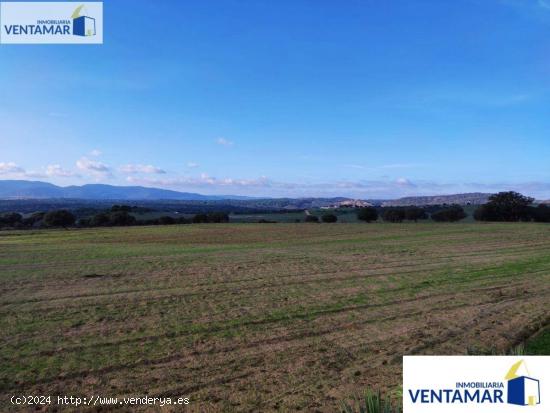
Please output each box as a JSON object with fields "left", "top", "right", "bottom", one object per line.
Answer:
{"left": 1, "top": 223, "right": 549, "bottom": 411}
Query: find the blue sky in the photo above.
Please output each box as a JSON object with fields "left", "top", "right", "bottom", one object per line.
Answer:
{"left": 1, "top": 0, "right": 550, "bottom": 198}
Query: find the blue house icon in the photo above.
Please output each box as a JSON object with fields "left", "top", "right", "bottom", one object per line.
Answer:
{"left": 73, "top": 16, "right": 96, "bottom": 37}
{"left": 71, "top": 5, "right": 96, "bottom": 37}
{"left": 506, "top": 360, "right": 540, "bottom": 406}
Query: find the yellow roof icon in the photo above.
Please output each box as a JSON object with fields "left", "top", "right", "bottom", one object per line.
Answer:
{"left": 71, "top": 5, "right": 85, "bottom": 19}
{"left": 505, "top": 359, "right": 531, "bottom": 380}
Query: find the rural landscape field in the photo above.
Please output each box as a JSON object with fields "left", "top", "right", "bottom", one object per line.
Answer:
{"left": 1, "top": 222, "right": 549, "bottom": 411}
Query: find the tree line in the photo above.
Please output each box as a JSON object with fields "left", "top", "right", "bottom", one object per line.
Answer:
{"left": 353, "top": 204, "right": 466, "bottom": 223}
{"left": 352, "top": 192, "right": 550, "bottom": 223}
{"left": 1, "top": 192, "right": 548, "bottom": 229}
{"left": 0, "top": 205, "right": 230, "bottom": 229}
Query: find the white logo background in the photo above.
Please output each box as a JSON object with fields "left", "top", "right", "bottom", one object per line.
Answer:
{"left": 0, "top": 2, "right": 103, "bottom": 44}
{"left": 404, "top": 356, "right": 549, "bottom": 412}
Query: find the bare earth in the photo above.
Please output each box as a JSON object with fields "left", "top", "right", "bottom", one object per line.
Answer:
{"left": 1, "top": 223, "right": 549, "bottom": 412}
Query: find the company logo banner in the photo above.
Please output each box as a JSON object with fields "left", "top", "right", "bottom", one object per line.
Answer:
{"left": 0, "top": 2, "right": 103, "bottom": 44}
{"left": 403, "top": 356, "right": 549, "bottom": 412}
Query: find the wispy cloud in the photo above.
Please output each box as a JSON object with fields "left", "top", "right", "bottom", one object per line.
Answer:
{"left": 216, "top": 137, "right": 234, "bottom": 147}
{"left": 0, "top": 162, "right": 47, "bottom": 179}
{"left": 23, "top": 171, "right": 47, "bottom": 179}
{"left": 120, "top": 164, "right": 166, "bottom": 174}
{"left": 89, "top": 149, "right": 102, "bottom": 157}
{"left": 186, "top": 162, "right": 200, "bottom": 169}
{"left": 76, "top": 157, "right": 112, "bottom": 179}
{"left": 124, "top": 174, "right": 550, "bottom": 199}
{"left": 396, "top": 177, "right": 416, "bottom": 187}
{"left": 0, "top": 162, "right": 25, "bottom": 174}
{"left": 127, "top": 173, "right": 270, "bottom": 189}
{"left": 46, "top": 164, "right": 79, "bottom": 178}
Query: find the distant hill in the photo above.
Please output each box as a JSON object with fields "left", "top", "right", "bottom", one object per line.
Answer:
{"left": 381, "top": 193, "right": 492, "bottom": 207}
{"left": 0, "top": 181, "right": 499, "bottom": 208}
{"left": 0, "top": 180, "right": 252, "bottom": 201}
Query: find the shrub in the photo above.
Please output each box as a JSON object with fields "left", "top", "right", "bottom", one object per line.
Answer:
{"left": 158, "top": 216, "right": 176, "bottom": 225}
{"left": 431, "top": 205, "right": 467, "bottom": 222}
{"left": 404, "top": 207, "right": 428, "bottom": 222}
{"left": 321, "top": 213, "right": 338, "bottom": 223}
{"left": 0, "top": 212, "right": 23, "bottom": 227}
{"left": 22, "top": 212, "right": 45, "bottom": 227}
{"left": 138, "top": 219, "right": 159, "bottom": 226}
{"left": 78, "top": 218, "right": 92, "bottom": 227}
{"left": 193, "top": 213, "right": 209, "bottom": 223}
{"left": 382, "top": 208, "right": 406, "bottom": 223}
{"left": 91, "top": 212, "right": 110, "bottom": 227}
{"left": 530, "top": 204, "right": 550, "bottom": 223}
{"left": 176, "top": 217, "right": 191, "bottom": 224}
{"left": 109, "top": 211, "right": 136, "bottom": 226}
{"left": 357, "top": 207, "right": 378, "bottom": 223}
{"left": 341, "top": 389, "right": 402, "bottom": 413}
{"left": 207, "top": 212, "right": 229, "bottom": 223}
{"left": 43, "top": 210, "right": 76, "bottom": 228}
{"left": 305, "top": 215, "right": 320, "bottom": 223}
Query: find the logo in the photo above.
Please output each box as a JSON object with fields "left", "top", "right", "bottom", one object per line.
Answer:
{"left": 71, "top": 5, "right": 96, "bottom": 37}
{"left": 0, "top": 2, "right": 103, "bottom": 44}
{"left": 403, "top": 356, "right": 548, "bottom": 412}
{"left": 506, "top": 360, "right": 540, "bottom": 406}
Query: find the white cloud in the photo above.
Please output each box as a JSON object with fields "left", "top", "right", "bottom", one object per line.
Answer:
{"left": 120, "top": 164, "right": 166, "bottom": 174}
{"left": 0, "top": 162, "right": 24, "bottom": 174}
{"left": 76, "top": 157, "right": 111, "bottom": 179}
{"left": 396, "top": 177, "right": 415, "bottom": 187}
{"left": 126, "top": 174, "right": 272, "bottom": 189}
{"left": 216, "top": 137, "right": 234, "bottom": 147}
{"left": 89, "top": 149, "right": 102, "bottom": 157}
{"left": 122, "top": 174, "right": 550, "bottom": 200}
{"left": 46, "top": 164, "right": 79, "bottom": 178}
{"left": 24, "top": 171, "right": 47, "bottom": 179}
{"left": 186, "top": 162, "right": 200, "bottom": 169}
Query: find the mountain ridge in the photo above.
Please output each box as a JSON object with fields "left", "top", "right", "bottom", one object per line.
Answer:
{"left": 0, "top": 180, "right": 254, "bottom": 201}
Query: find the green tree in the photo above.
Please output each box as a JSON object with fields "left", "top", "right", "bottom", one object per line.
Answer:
{"left": 474, "top": 191, "right": 534, "bottom": 222}
{"left": 109, "top": 211, "right": 136, "bottom": 226}
{"left": 192, "top": 213, "right": 209, "bottom": 223}
{"left": 356, "top": 207, "right": 378, "bottom": 222}
{"left": 382, "top": 208, "right": 406, "bottom": 223}
{"left": 531, "top": 204, "right": 550, "bottom": 223}
{"left": 22, "top": 212, "right": 45, "bottom": 227}
{"left": 91, "top": 212, "right": 110, "bottom": 227}
{"left": 321, "top": 213, "right": 338, "bottom": 223}
{"left": 405, "top": 207, "right": 428, "bottom": 222}
{"left": 0, "top": 212, "right": 23, "bottom": 227}
{"left": 431, "top": 205, "right": 467, "bottom": 222}
{"left": 207, "top": 212, "right": 229, "bottom": 223}
{"left": 43, "top": 210, "right": 76, "bottom": 228}
{"left": 158, "top": 216, "right": 176, "bottom": 225}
